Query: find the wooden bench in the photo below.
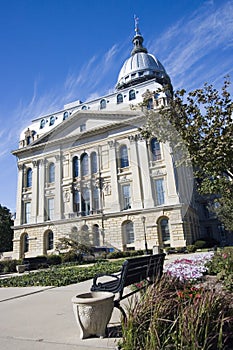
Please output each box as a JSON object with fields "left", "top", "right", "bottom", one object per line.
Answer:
{"left": 91, "top": 253, "right": 166, "bottom": 319}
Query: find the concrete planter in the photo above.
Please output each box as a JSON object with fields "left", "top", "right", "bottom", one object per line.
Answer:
{"left": 16, "top": 265, "right": 25, "bottom": 273}
{"left": 72, "top": 291, "right": 114, "bottom": 339}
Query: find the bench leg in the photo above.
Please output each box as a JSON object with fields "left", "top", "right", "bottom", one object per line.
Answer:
{"left": 114, "top": 300, "right": 127, "bottom": 323}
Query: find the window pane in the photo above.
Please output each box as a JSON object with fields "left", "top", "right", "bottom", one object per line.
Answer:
{"left": 93, "top": 187, "right": 99, "bottom": 211}
{"left": 120, "top": 145, "right": 129, "bottom": 168}
{"left": 117, "top": 94, "right": 123, "bottom": 104}
{"left": 160, "top": 219, "right": 170, "bottom": 241}
{"left": 155, "top": 179, "right": 165, "bottom": 205}
{"left": 129, "top": 90, "right": 136, "bottom": 101}
{"left": 48, "top": 231, "right": 54, "bottom": 250}
{"left": 73, "top": 190, "right": 80, "bottom": 212}
{"left": 122, "top": 185, "right": 131, "bottom": 210}
{"left": 25, "top": 202, "right": 31, "bottom": 223}
{"left": 125, "top": 221, "right": 134, "bottom": 244}
{"left": 81, "top": 153, "right": 89, "bottom": 176}
{"left": 24, "top": 233, "right": 29, "bottom": 252}
{"left": 26, "top": 168, "right": 32, "bottom": 187}
{"left": 151, "top": 138, "right": 161, "bottom": 161}
{"left": 91, "top": 152, "right": 98, "bottom": 174}
{"left": 81, "top": 188, "right": 90, "bottom": 216}
{"left": 48, "top": 198, "right": 54, "bottom": 220}
{"left": 49, "top": 163, "right": 55, "bottom": 183}
{"left": 100, "top": 99, "right": 106, "bottom": 109}
{"left": 73, "top": 157, "right": 79, "bottom": 178}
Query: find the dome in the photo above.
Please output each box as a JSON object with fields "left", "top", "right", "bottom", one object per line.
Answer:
{"left": 116, "top": 21, "right": 171, "bottom": 91}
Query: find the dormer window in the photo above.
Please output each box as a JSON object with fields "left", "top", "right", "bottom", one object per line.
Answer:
{"left": 81, "top": 105, "right": 87, "bottom": 110}
{"left": 100, "top": 99, "right": 106, "bottom": 110}
{"left": 49, "top": 116, "right": 55, "bottom": 126}
{"left": 63, "top": 111, "right": 68, "bottom": 120}
{"left": 117, "top": 94, "right": 123, "bottom": 104}
{"left": 129, "top": 89, "right": 136, "bottom": 101}
{"left": 40, "top": 119, "right": 45, "bottom": 129}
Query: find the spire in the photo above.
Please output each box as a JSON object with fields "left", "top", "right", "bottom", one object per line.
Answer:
{"left": 131, "top": 15, "right": 148, "bottom": 56}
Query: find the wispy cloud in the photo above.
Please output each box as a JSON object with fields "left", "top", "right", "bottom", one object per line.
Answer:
{"left": 149, "top": 0, "right": 233, "bottom": 90}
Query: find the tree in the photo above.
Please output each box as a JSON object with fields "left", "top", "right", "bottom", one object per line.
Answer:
{"left": 141, "top": 78, "right": 233, "bottom": 230}
{"left": 0, "top": 204, "right": 14, "bottom": 252}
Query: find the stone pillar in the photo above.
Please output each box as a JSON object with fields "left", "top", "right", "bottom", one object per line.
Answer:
{"left": 137, "top": 137, "right": 154, "bottom": 208}
{"left": 30, "top": 160, "right": 38, "bottom": 223}
{"left": 54, "top": 154, "right": 62, "bottom": 220}
{"left": 108, "top": 140, "right": 120, "bottom": 212}
{"left": 37, "top": 159, "right": 45, "bottom": 222}
{"left": 128, "top": 135, "right": 143, "bottom": 209}
{"left": 15, "top": 163, "right": 24, "bottom": 226}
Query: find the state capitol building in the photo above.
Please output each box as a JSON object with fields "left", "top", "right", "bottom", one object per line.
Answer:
{"left": 11, "top": 20, "right": 224, "bottom": 259}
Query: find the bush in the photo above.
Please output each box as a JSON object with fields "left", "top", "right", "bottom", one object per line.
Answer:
{"left": 194, "top": 240, "right": 207, "bottom": 249}
{"left": 47, "top": 254, "right": 62, "bottom": 266}
{"left": 0, "top": 259, "right": 19, "bottom": 273}
{"left": 120, "top": 275, "right": 233, "bottom": 350}
{"left": 106, "top": 250, "right": 144, "bottom": 259}
{"left": 194, "top": 238, "right": 219, "bottom": 249}
{"left": 61, "top": 251, "right": 82, "bottom": 263}
{"left": 186, "top": 245, "right": 197, "bottom": 253}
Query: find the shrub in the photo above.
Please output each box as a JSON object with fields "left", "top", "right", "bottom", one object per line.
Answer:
{"left": 186, "top": 245, "right": 197, "bottom": 253}
{"left": 107, "top": 250, "right": 144, "bottom": 259}
{"left": 194, "top": 240, "right": 207, "bottom": 249}
{"left": 0, "top": 259, "right": 19, "bottom": 273}
{"left": 120, "top": 275, "right": 233, "bottom": 350}
{"left": 47, "top": 254, "right": 62, "bottom": 266}
{"left": 61, "top": 251, "right": 82, "bottom": 263}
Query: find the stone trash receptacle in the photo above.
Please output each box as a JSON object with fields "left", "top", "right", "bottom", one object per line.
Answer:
{"left": 72, "top": 291, "right": 115, "bottom": 339}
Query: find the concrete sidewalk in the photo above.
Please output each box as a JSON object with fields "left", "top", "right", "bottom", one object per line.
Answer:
{"left": 0, "top": 280, "right": 122, "bottom": 350}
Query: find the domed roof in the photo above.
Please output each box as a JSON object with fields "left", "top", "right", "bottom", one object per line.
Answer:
{"left": 116, "top": 19, "right": 171, "bottom": 91}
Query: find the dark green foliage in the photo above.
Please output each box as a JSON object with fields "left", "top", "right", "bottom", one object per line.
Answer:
{"left": 0, "top": 259, "right": 19, "bottom": 273}
{"left": 106, "top": 250, "right": 144, "bottom": 259}
{"left": 194, "top": 237, "right": 219, "bottom": 249}
{"left": 186, "top": 245, "right": 197, "bottom": 253}
{"left": 0, "top": 204, "right": 14, "bottom": 252}
{"left": 0, "top": 260, "right": 124, "bottom": 287}
{"left": 47, "top": 254, "right": 62, "bottom": 266}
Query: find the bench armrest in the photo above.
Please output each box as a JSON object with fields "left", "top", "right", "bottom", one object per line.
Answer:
{"left": 92, "top": 271, "right": 121, "bottom": 287}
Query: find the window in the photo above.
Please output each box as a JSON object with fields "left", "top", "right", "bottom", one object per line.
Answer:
{"left": 81, "top": 153, "right": 89, "bottom": 176}
{"left": 26, "top": 168, "right": 32, "bottom": 187}
{"left": 48, "top": 163, "right": 55, "bottom": 183}
{"left": 120, "top": 145, "right": 129, "bottom": 168}
{"left": 40, "top": 119, "right": 45, "bottom": 129}
{"left": 73, "top": 156, "right": 79, "bottom": 178}
{"left": 25, "top": 202, "right": 31, "bottom": 223}
{"left": 91, "top": 152, "right": 98, "bottom": 174}
{"left": 47, "top": 198, "right": 54, "bottom": 220}
{"left": 73, "top": 190, "right": 80, "bottom": 212}
{"left": 92, "top": 187, "right": 99, "bottom": 211}
{"left": 49, "top": 116, "right": 55, "bottom": 126}
{"left": 63, "top": 111, "right": 69, "bottom": 120}
{"left": 155, "top": 179, "right": 165, "bottom": 205}
{"left": 150, "top": 138, "right": 161, "bottom": 161}
{"left": 123, "top": 221, "right": 134, "bottom": 244}
{"left": 122, "top": 184, "right": 131, "bottom": 210}
{"left": 129, "top": 89, "right": 136, "bottom": 101}
{"left": 160, "top": 218, "right": 170, "bottom": 242}
{"left": 117, "top": 93, "right": 123, "bottom": 104}
{"left": 93, "top": 224, "right": 100, "bottom": 246}
{"left": 46, "top": 230, "right": 54, "bottom": 250}
{"left": 100, "top": 99, "right": 106, "bottom": 110}
{"left": 81, "top": 105, "right": 87, "bottom": 110}
{"left": 147, "top": 98, "right": 153, "bottom": 110}
{"left": 23, "top": 233, "right": 29, "bottom": 253}
{"left": 81, "top": 187, "right": 90, "bottom": 216}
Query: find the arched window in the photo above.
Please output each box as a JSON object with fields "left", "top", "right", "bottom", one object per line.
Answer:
{"left": 81, "top": 105, "right": 87, "bottom": 110}
{"left": 91, "top": 152, "right": 98, "bottom": 174}
{"left": 117, "top": 93, "right": 123, "bottom": 104}
{"left": 122, "top": 221, "right": 134, "bottom": 250}
{"left": 49, "top": 116, "right": 55, "bottom": 126}
{"left": 48, "top": 163, "right": 55, "bottom": 183}
{"left": 46, "top": 230, "right": 54, "bottom": 250}
{"left": 63, "top": 111, "right": 69, "bottom": 120}
{"left": 26, "top": 168, "right": 32, "bottom": 187}
{"left": 150, "top": 138, "right": 161, "bottom": 161}
{"left": 160, "top": 218, "right": 170, "bottom": 243}
{"left": 81, "top": 153, "right": 89, "bottom": 176}
{"left": 93, "top": 224, "right": 100, "bottom": 246}
{"left": 92, "top": 186, "right": 99, "bottom": 211}
{"left": 100, "top": 99, "right": 106, "bottom": 110}
{"left": 23, "top": 233, "right": 29, "bottom": 253}
{"left": 120, "top": 145, "right": 129, "bottom": 168}
{"left": 40, "top": 119, "right": 45, "bottom": 129}
{"left": 73, "top": 156, "right": 79, "bottom": 178}
{"left": 129, "top": 89, "right": 136, "bottom": 101}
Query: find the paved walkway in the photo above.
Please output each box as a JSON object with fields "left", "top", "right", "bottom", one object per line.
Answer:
{"left": 0, "top": 253, "right": 201, "bottom": 350}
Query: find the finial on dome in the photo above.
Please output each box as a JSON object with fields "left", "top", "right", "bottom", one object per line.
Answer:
{"left": 134, "top": 15, "right": 141, "bottom": 35}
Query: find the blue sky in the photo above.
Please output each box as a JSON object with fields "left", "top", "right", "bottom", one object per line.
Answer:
{"left": 0, "top": 0, "right": 232, "bottom": 212}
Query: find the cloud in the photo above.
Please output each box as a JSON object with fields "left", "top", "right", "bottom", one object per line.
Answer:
{"left": 149, "top": 0, "right": 233, "bottom": 90}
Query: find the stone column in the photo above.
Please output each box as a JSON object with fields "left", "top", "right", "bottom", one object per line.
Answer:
{"left": 108, "top": 140, "right": 120, "bottom": 212}
{"left": 54, "top": 154, "right": 62, "bottom": 220}
{"left": 15, "top": 163, "right": 24, "bottom": 226}
{"left": 137, "top": 137, "right": 154, "bottom": 208}
{"left": 30, "top": 160, "right": 38, "bottom": 223}
{"left": 128, "top": 135, "right": 143, "bottom": 209}
{"left": 37, "top": 159, "right": 45, "bottom": 222}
